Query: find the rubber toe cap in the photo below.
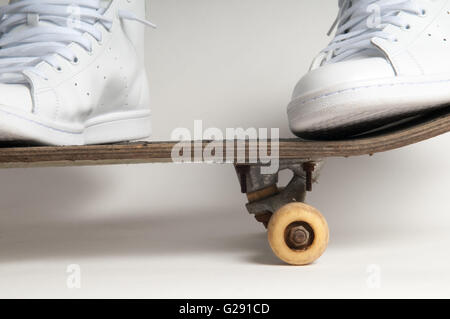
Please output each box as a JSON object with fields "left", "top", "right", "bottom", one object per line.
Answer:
{"left": 290, "top": 57, "right": 396, "bottom": 104}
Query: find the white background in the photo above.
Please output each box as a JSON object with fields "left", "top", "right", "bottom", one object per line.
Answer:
{"left": 0, "top": 0, "right": 449, "bottom": 298}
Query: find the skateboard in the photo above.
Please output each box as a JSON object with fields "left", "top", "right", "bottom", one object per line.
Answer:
{"left": 0, "top": 107, "right": 449, "bottom": 265}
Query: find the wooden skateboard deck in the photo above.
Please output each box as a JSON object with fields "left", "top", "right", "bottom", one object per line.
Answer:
{"left": 0, "top": 107, "right": 448, "bottom": 168}
{"left": 0, "top": 106, "right": 448, "bottom": 266}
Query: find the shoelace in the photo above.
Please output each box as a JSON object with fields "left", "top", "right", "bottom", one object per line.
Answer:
{"left": 313, "top": 0, "right": 425, "bottom": 67}
{"left": 0, "top": 0, "right": 156, "bottom": 84}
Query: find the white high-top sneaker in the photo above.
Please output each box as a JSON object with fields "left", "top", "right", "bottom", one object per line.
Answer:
{"left": 288, "top": 0, "right": 450, "bottom": 139}
{"left": 0, "top": 0, "right": 155, "bottom": 145}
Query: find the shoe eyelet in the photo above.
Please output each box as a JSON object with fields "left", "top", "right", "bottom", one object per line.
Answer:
{"left": 420, "top": 9, "right": 427, "bottom": 17}
{"left": 404, "top": 24, "right": 411, "bottom": 31}
{"left": 55, "top": 66, "right": 63, "bottom": 72}
{"left": 72, "top": 57, "right": 80, "bottom": 64}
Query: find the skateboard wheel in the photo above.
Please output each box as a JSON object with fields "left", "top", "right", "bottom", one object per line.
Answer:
{"left": 268, "top": 203, "right": 329, "bottom": 265}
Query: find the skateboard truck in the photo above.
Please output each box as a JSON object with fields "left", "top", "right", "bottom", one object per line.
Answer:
{"left": 234, "top": 159, "right": 329, "bottom": 265}
{"left": 235, "top": 160, "right": 322, "bottom": 228}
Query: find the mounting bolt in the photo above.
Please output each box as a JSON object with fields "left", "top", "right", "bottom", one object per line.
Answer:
{"left": 235, "top": 165, "right": 250, "bottom": 193}
{"left": 302, "top": 162, "right": 317, "bottom": 192}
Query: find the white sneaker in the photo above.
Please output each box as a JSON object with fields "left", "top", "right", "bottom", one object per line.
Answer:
{"left": 0, "top": 0, "right": 155, "bottom": 145}
{"left": 288, "top": 0, "right": 450, "bottom": 139}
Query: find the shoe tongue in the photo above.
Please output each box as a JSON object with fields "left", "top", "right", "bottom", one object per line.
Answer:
{"left": 333, "top": 0, "right": 388, "bottom": 62}
{"left": 338, "top": 19, "right": 386, "bottom": 61}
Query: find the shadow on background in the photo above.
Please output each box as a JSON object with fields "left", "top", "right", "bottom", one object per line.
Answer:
{"left": 0, "top": 167, "right": 277, "bottom": 264}
{"left": 0, "top": 209, "right": 276, "bottom": 265}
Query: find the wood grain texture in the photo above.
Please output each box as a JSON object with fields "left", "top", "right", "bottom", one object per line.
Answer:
{"left": 0, "top": 108, "right": 448, "bottom": 168}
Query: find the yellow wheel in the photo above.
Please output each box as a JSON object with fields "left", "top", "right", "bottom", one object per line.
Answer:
{"left": 268, "top": 202, "right": 329, "bottom": 265}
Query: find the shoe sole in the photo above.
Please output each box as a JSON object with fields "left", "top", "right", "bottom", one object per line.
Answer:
{"left": 0, "top": 105, "right": 151, "bottom": 145}
{"left": 288, "top": 75, "right": 450, "bottom": 140}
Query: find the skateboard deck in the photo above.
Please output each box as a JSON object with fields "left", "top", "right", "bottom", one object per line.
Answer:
{"left": 0, "top": 106, "right": 448, "bottom": 266}
{"left": 0, "top": 107, "right": 448, "bottom": 168}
